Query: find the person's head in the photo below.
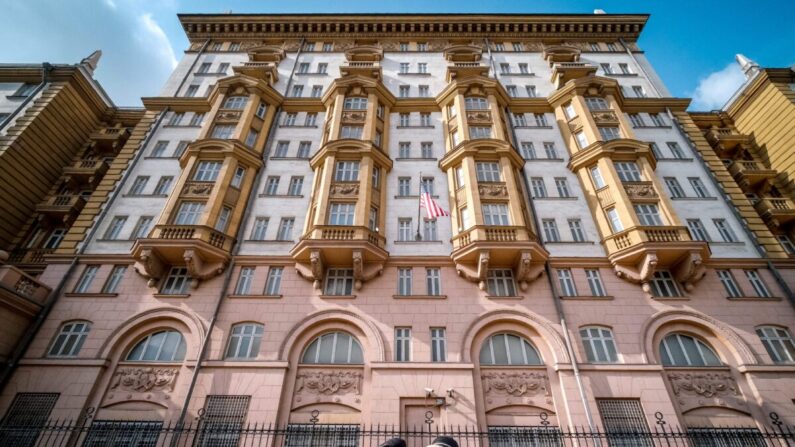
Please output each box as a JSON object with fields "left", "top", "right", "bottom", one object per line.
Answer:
{"left": 428, "top": 436, "right": 459, "bottom": 447}
{"left": 379, "top": 438, "right": 406, "bottom": 447}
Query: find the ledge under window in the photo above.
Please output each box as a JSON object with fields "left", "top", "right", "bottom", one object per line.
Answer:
{"left": 193, "top": 72, "right": 228, "bottom": 77}
{"left": 258, "top": 194, "right": 305, "bottom": 198}
{"left": 395, "top": 157, "right": 438, "bottom": 161}
{"left": 632, "top": 125, "right": 672, "bottom": 129}
{"left": 397, "top": 72, "right": 432, "bottom": 76}
{"left": 269, "top": 156, "right": 311, "bottom": 161}
{"left": 244, "top": 239, "right": 295, "bottom": 243}
{"left": 670, "top": 196, "right": 717, "bottom": 201}
{"left": 278, "top": 125, "right": 319, "bottom": 129}
{"left": 394, "top": 194, "right": 440, "bottom": 199}
{"left": 709, "top": 241, "right": 746, "bottom": 247}
{"left": 228, "top": 294, "right": 282, "bottom": 299}
{"left": 396, "top": 125, "right": 435, "bottom": 129}
{"left": 123, "top": 194, "right": 169, "bottom": 198}
{"left": 544, "top": 241, "right": 596, "bottom": 245}
{"left": 525, "top": 158, "right": 566, "bottom": 162}
{"left": 319, "top": 294, "right": 356, "bottom": 299}
{"left": 533, "top": 196, "right": 579, "bottom": 201}
{"left": 652, "top": 296, "right": 690, "bottom": 301}
{"left": 162, "top": 124, "right": 202, "bottom": 129}
{"left": 153, "top": 293, "right": 191, "bottom": 299}
{"left": 605, "top": 73, "right": 639, "bottom": 77}
{"left": 513, "top": 126, "right": 554, "bottom": 130}
{"left": 656, "top": 157, "right": 694, "bottom": 162}
{"left": 144, "top": 156, "right": 181, "bottom": 160}
{"left": 393, "top": 294, "right": 447, "bottom": 299}
{"left": 64, "top": 292, "right": 118, "bottom": 298}
{"left": 727, "top": 295, "right": 782, "bottom": 302}
{"left": 486, "top": 295, "right": 524, "bottom": 300}
{"left": 393, "top": 240, "right": 444, "bottom": 244}
{"left": 499, "top": 73, "right": 536, "bottom": 77}
{"left": 295, "top": 72, "right": 329, "bottom": 76}
{"left": 559, "top": 295, "right": 614, "bottom": 301}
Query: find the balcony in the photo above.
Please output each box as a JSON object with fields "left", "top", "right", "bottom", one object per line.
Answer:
{"left": 62, "top": 159, "right": 109, "bottom": 186}
{"left": 291, "top": 225, "right": 388, "bottom": 291}
{"left": 754, "top": 197, "right": 795, "bottom": 228}
{"left": 568, "top": 138, "right": 656, "bottom": 172}
{"left": 705, "top": 128, "right": 750, "bottom": 150}
{"left": 604, "top": 225, "right": 709, "bottom": 292}
{"left": 729, "top": 161, "right": 777, "bottom": 190}
{"left": 0, "top": 260, "right": 51, "bottom": 361}
{"left": 35, "top": 194, "right": 86, "bottom": 223}
{"left": 451, "top": 225, "right": 548, "bottom": 291}
{"left": 131, "top": 225, "right": 233, "bottom": 286}
{"left": 7, "top": 248, "right": 54, "bottom": 266}
{"left": 339, "top": 61, "right": 382, "bottom": 80}
{"left": 233, "top": 62, "right": 279, "bottom": 84}
{"left": 446, "top": 62, "right": 490, "bottom": 81}
{"left": 550, "top": 62, "right": 598, "bottom": 88}
{"left": 89, "top": 126, "right": 130, "bottom": 152}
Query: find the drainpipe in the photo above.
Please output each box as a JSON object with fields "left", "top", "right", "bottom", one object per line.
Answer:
{"left": 666, "top": 109, "right": 795, "bottom": 307}
{"left": 0, "top": 106, "right": 168, "bottom": 392}
{"left": 175, "top": 40, "right": 210, "bottom": 96}
{"left": 0, "top": 62, "right": 53, "bottom": 133}
{"left": 618, "top": 38, "right": 662, "bottom": 97}
{"left": 501, "top": 103, "right": 597, "bottom": 430}
{"left": 173, "top": 37, "right": 305, "bottom": 432}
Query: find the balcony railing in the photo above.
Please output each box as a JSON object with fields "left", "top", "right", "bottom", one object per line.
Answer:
{"left": 340, "top": 61, "right": 382, "bottom": 79}
{"left": 7, "top": 248, "right": 54, "bottom": 265}
{"left": 89, "top": 126, "right": 130, "bottom": 151}
{"left": 705, "top": 127, "right": 749, "bottom": 149}
{"left": 35, "top": 194, "right": 86, "bottom": 219}
{"left": 452, "top": 225, "right": 535, "bottom": 250}
{"left": 304, "top": 225, "right": 386, "bottom": 249}
{"left": 605, "top": 225, "right": 692, "bottom": 252}
{"left": 755, "top": 197, "right": 795, "bottom": 227}
{"left": 729, "top": 160, "right": 777, "bottom": 189}
{"left": 0, "top": 264, "right": 51, "bottom": 305}
{"left": 62, "top": 159, "right": 109, "bottom": 184}
{"left": 151, "top": 224, "right": 232, "bottom": 251}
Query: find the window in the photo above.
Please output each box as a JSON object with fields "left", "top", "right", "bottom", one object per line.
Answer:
{"left": 318, "top": 62, "right": 328, "bottom": 73}
{"left": 520, "top": 142, "right": 536, "bottom": 159}
{"left": 777, "top": 234, "right": 795, "bottom": 254}
{"left": 597, "top": 399, "right": 650, "bottom": 439}
{"left": 600, "top": 63, "right": 613, "bottom": 74}
{"left": 398, "top": 218, "right": 413, "bottom": 241}
{"left": 161, "top": 267, "right": 190, "bottom": 295}
{"left": 506, "top": 85, "right": 518, "bottom": 97}
{"left": 283, "top": 113, "right": 297, "bottom": 126}
{"left": 217, "top": 62, "right": 229, "bottom": 74}
{"left": 533, "top": 113, "right": 548, "bottom": 127}
{"left": 235, "top": 267, "right": 255, "bottom": 295}
{"left": 590, "top": 166, "right": 606, "bottom": 188}
{"left": 614, "top": 162, "right": 641, "bottom": 182}
{"left": 215, "top": 206, "right": 231, "bottom": 232}
{"left": 518, "top": 61, "right": 529, "bottom": 72}
{"left": 399, "top": 62, "right": 410, "bottom": 74}
{"left": 632, "top": 85, "right": 647, "bottom": 98}
{"left": 277, "top": 218, "right": 294, "bottom": 240}
{"left": 542, "top": 219, "right": 560, "bottom": 242}
{"left": 398, "top": 177, "right": 411, "bottom": 196}
{"left": 369, "top": 207, "right": 378, "bottom": 231}
{"left": 689, "top": 178, "right": 709, "bottom": 198}
{"left": 606, "top": 208, "right": 623, "bottom": 232}
{"left": 397, "top": 268, "right": 412, "bottom": 295}
{"left": 756, "top": 326, "right": 795, "bottom": 364}
{"left": 185, "top": 84, "right": 199, "bottom": 97}
{"left": 250, "top": 217, "right": 268, "bottom": 240}
{"left": 288, "top": 176, "right": 304, "bottom": 196}
{"left": 43, "top": 228, "right": 66, "bottom": 249}
{"left": 104, "top": 216, "right": 127, "bottom": 239}
{"left": 426, "top": 268, "right": 441, "bottom": 295}
{"left": 554, "top": 178, "right": 570, "bottom": 197}
{"left": 230, "top": 167, "right": 245, "bottom": 189}
{"left": 575, "top": 131, "right": 589, "bottom": 148}
{"left": 659, "top": 333, "right": 721, "bottom": 366}
{"left": 634, "top": 204, "right": 663, "bottom": 226}
{"left": 211, "top": 124, "right": 234, "bottom": 139}
{"left": 302, "top": 332, "right": 363, "bottom": 365}
{"left": 150, "top": 140, "right": 169, "bottom": 157}
{"left": 245, "top": 128, "right": 258, "bottom": 147}
{"left": 649, "top": 271, "right": 680, "bottom": 297}
{"left": 303, "top": 42, "right": 315, "bottom": 51}
{"left": 530, "top": 177, "right": 547, "bottom": 198}
{"left": 557, "top": 269, "right": 577, "bottom": 296}
{"left": 12, "top": 83, "right": 38, "bottom": 97}
{"left": 153, "top": 176, "right": 174, "bottom": 195}
{"left": 665, "top": 177, "right": 685, "bottom": 198}
{"left": 48, "top": 321, "right": 90, "bottom": 357}
{"left": 420, "top": 142, "right": 433, "bottom": 158}
{"left": 563, "top": 102, "right": 577, "bottom": 119}
{"left": 334, "top": 161, "right": 359, "bottom": 181}
{"left": 450, "top": 130, "right": 460, "bottom": 146}
{"left": 264, "top": 267, "right": 283, "bottom": 295}
{"left": 585, "top": 269, "right": 607, "bottom": 296}
{"left": 525, "top": 85, "right": 537, "bottom": 97}
{"left": 493, "top": 43, "right": 504, "bottom": 51}
{"left": 229, "top": 42, "right": 241, "bottom": 51}
{"left": 629, "top": 113, "right": 645, "bottom": 127}
{"left": 420, "top": 112, "right": 431, "bottom": 126}
{"left": 398, "top": 113, "right": 410, "bottom": 127}
{"left": 499, "top": 63, "right": 510, "bottom": 74}
{"left": 745, "top": 270, "right": 771, "bottom": 297}
{"left": 598, "top": 126, "right": 621, "bottom": 141}
{"left": 480, "top": 333, "right": 542, "bottom": 365}
{"left": 585, "top": 97, "right": 608, "bottom": 110}
{"left": 465, "top": 97, "right": 489, "bottom": 110}
{"left": 713, "top": 219, "right": 738, "bottom": 242}
{"left": 329, "top": 203, "right": 355, "bottom": 225}
{"left": 264, "top": 176, "right": 280, "bottom": 195}
{"left": 340, "top": 125, "right": 363, "bottom": 139}
{"left": 455, "top": 166, "right": 465, "bottom": 188}
{"left": 460, "top": 206, "right": 471, "bottom": 229}
{"left": 311, "top": 85, "right": 323, "bottom": 98}
{"left": 195, "top": 395, "right": 250, "bottom": 447}
{"left": 297, "top": 62, "right": 309, "bottom": 74}
{"left": 131, "top": 216, "right": 153, "bottom": 239}
{"left": 649, "top": 113, "right": 665, "bottom": 126}
{"left": 1, "top": 392, "right": 59, "bottom": 439}
{"left": 716, "top": 270, "right": 742, "bottom": 297}
{"left": 511, "top": 112, "right": 526, "bottom": 126}
{"left": 469, "top": 126, "right": 491, "bottom": 139}
{"left": 225, "top": 324, "right": 263, "bottom": 359}
{"left": 128, "top": 176, "right": 149, "bottom": 195}
{"left": 127, "top": 330, "right": 187, "bottom": 362}
{"left": 190, "top": 112, "right": 204, "bottom": 126}
{"left": 417, "top": 42, "right": 428, "bottom": 52}
{"left": 274, "top": 141, "right": 289, "bottom": 157}
{"left": 168, "top": 112, "right": 184, "bottom": 126}
{"left": 418, "top": 85, "right": 429, "bottom": 97}
{"left": 423, "top": 218, "right": 438, "bottom": 241}
{"left": 394, "top": 328, "right": 412, "bottom": 362}
{"left": 297, "top": 141, "right": 311, "bottom": 158}
{"left": 223, "top": 96, "right": 248, "bottom": 109}
{"left": 194, "top": 161, "right": 222, "bottom": 181}
{"left": 487, "top": 269, "right": 516, "bottom": 297}
{"left": 431, "top": 328, "right": 446, "bottom": 362}
{"left": 291, "top": 85, "right": 304, "bottom": 97}
{"left": 483, "top": 204, "right": 510, "bottom": 226}
{"left": 569, "top": 219, "right": 586, "bottom": 242}
{"left": 617, "top": 62, "right": 632, "bottom": 75}
{"left": 581, "top": 327, "right": 618, "bottom": 363}
{"left": 324, "top": 269, "right": 354, "bottom": 296}
{"left": 649, "top": 142, "right": 663, "bottom": 159}
{"left": 102, "top": 265, "right": 127, "bottom": 293}
{"left": 399, "top": 42, "right": 409, "bottom": 52}
{"left": 667, "top": 142, "right": 686, "bottom": 159}
{"left": 255, "top": 102, "right": 267, "bottom": 119}
{"left": 687, "top": 219, "right": 710, "bottom": 241}
{"left": 399, "top": 85, "right": 410, "bottom": 98}
{"left": 476, "top": 162, "right": 501, "bottom": 182}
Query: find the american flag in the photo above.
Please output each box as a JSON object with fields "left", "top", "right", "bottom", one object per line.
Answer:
{"left": 420, "top": 186, "right": 450, "bottom": 219}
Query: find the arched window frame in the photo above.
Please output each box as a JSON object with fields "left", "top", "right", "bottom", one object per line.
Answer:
{"left": 659, "top": 333, "right": 722, "bottom": 367}
{"left": 224, "top": 323, "right": 264, "bottom": 360}
{"left": 300, "top": 331, "right": 364, "bottom": 365}
{"left": 579, "top": 326, "right": 619, "bottom": 363}
{"left": 48, "top": 320, "right": 91, "bottom": 358}
{"left": 343, "top": 97, "right": 368, "bottom": 110}
{"left": 126, "top": 330, "right": 187, "bottom": 362}
{"left": 464, "top": 96, "right": 489, "bottom": 110}
{"left": 479, "top": 332, "right": 543, "bottom": 366}
{"left": 223, "top": 95, "right": 249, "bottom": 109}
{"left": 756, "top": 325, "right": 795, "bottom": 364}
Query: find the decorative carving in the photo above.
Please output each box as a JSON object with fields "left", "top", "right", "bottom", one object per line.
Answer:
{"left": 613, "top": 252, "right": 658, "bottom": 292}
{"left": 240, "top": 41, "right": 262, "bottom": 51}
{"left": 335, "top": 40, "right": 355, "bottom": 51}
{"left": 184, "top": 249, "right": 226, "bottom": 283}
{"left": 456, "top": 251, "right": 490, "bottom": 290}
{"left": 623, "top": 182, "right": 658, "bottom": 200}
{"left": 478, "top": 183, "right": 508, "bottom": 198}
{"left": 428, "top": 40, "right": 448, "bottom": 51}
{"left": 134, "top": 248, "right": 166, "bottom": 286}
{"left": 482, "top": 371, "right": 550, "bottom": 397}
{"left": 667, "top": 371, "right": 746, "bottom": 413}
{"left": 110, "top": 367, "right": 178, "bottom": 393}
{"left": 216, "top": 110, "right": 242, "bottom": 122}
{"left": 466, "top": 110, "right": 492, "bottom": 124}
{"left": 380, "top": 40, "right": 398, "bottom": 51}
{"left": 352, "top": 249, "right": 383, "bottom": 290}
{"left": 673, "top": 251, "right": 707, "bottom": 292}
{"left": 330, "top": 182, "right": 360, "bottom": 197}
{"left": 515, "top": 251, "right": 544, "bottom": 291}
{"left": 295, "top": 370, "right": 363, "bottom": 396}
{"left": 181, "top": 182, "right": 213, "bottom": 196}
{"left": 591, "top": 111, "right": 618, "bottom": 123}
{"left": 341, "top": 111, "right": 367, "bottom": 123}
{"left": 524, "top": 42, "right": 543, "bottom": 52}
{"left": 189, "top": 42, "right": 203, "bottom": 51}
{"left": 282, "top": 40, "right": 301, "bottom": 51}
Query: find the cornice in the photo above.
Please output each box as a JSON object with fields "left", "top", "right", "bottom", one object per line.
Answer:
{"left": 725, "top": 68, "right": 795, "bottom": 118}
{"left": 622, "top": 98, "right": 691, "bottom": 113}
{"left": 141, "top": 97, "right": 213, "bottom": 112}
{"left": 178, "top": 13, "right": 649, "bottom": 41}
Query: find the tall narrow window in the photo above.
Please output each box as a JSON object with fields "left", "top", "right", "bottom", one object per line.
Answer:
{"left": 150, "top": 140, "right": 169, "bottom": 157}
{"left": 426, "top": 268, "right": 441, "bottom": 295}
{"left": 688, "top": 178, "right": 709, "bottom": 198}
{"left": 581, "top": 327, "right": 618, "bottom": 363}
{"left": 225, "top": 324, "right": 263, "bottom": 359}
{"left": 423, "top": 219, "right": 438, "bottom": 241}
{"left": 277, "top": 218, "right": 294, "bottom": 240}
{"left": 526, "top": 85, "right": 537, "bottom": 97}
{"left": 161, "top": 268, "right": 190, "bottom": 295}
{"left": 168, "top": 112, "right": 184, "bottom": 126}
{"left": 521, "top": 142, "right": 536, "bottom": 159}
{"left": 305, "top": 113, "right": 317, "bottom": 126}
{"left": 665, "top": 177, "right": 685, "bottom": 198}
{"left": 756, "top": 326, "right": 795, "bottom": 364}
{"left": 745, "top": 270, "right": 771, "bottom": 297}
{"left": 215, "top": 207, "right": 231, "bottom": 232}
{"left": 431, "top": 328, "right": 446, "bottom": 362}
{"left": 102, "top": 265, "right": 127, "bottom": 293}
{"left": 211, "top": 124, "right": 235, "bottom": 139}
{"left": 557, "top": 269, "right": 577, "bottom": 296}
{"left": 634, "top": 204, "right": 663, "bottom": 226}
{"left": 568, "top": 219, "right": 586, "bottom": 242}
{"left": 264, "top": 177, "right": 280, "bottom": 196}
{"left": 324, "top": 269, "right": 354, "bottom": 295}
{"left": 717, "top": 270, "right": 742, "bottom": 297}
{"left": 153, "top": 176, "right": 174, "bottom": 195}
{"left": 230, "top": 167, "right": 245, "bottom": 189}
{"left": 542, "top": 219, "right": 560, "bottom": 242}
{"left": 418, "top": 85, "right": 429, "bottom": 97}
{"left": 713, "top": 219, "right": 738, "bottom": 242}
{"left": 398, "top": 218, "right": 413, "bottom": 241}
{"left": 555, "top": 178, "right": 570, "bottom": 197}
{"left": 297, "top": 141, "right": 311, "bottom": 158}
{"left": 395, "top": 328, "right": 412, "bottom": 362}
{"left": 397, "top": 268, "right": 412, "bottom": 295}
{"left": 131, "top": 216, "right": 153, "bottom": 239}
{"left": 265, "top": 267, "right": 284, "bottom": 295}
{"left": 128, "top": 176, "right": 149, "bottom": 195}
{"left": 487, "top": 269, "right": 516, "bottom": 297}
{"left": 420, "top": 112, "right": 431, "bottom": 126}
{"left": 283, "top": 113, "right": 297, "bottom": 126}
{"left": 104, "top": 216, "right": 127, "bottom": 239}
{"left": 687, "top": 219, "right": 710, "bottom": 241}
{"left": 194, "top": 161, "right": 222, "bottom": 181}
{"left": 650, "top": 271, "right": 680, "bottom": 297}
{"left": 420, "top": 142, "right": 433, "bottom": 158}
{"left": 235, "top": 267, "right": 255, "bottom": 295}
{"left": 512, "top": 112, "right": 526, "bottom": 127}
{"left": 632, "top": 85, "right": 647, "bottom": 98}
{"left": 585, "top": 269, "right": 607, "bottom": 296}
{"left": 48, "top": 321, "right": 91, "bottom": 357}
{"left": 274, "top": 141, "right": 289, "bottom": 157}
{"left": 482, "top": 204, "right": 510, "bottom": 226}
{"left": 533, "top": 113, "right": 548, "bottom": 127}
{"left": 606, "top": 208, "right": 623, "bottom": 232}
{"left": 543, "top": 142, "right": 558, "bottom": 159}
{"left": 245, "top": 128, "right": 258, "bottom": 147}
{"left": 629, "top": 114, "right": 645, "bottom": 127}
{"left": 250, "top": 217, "right": 269, "bottom": 240}
{"left": 575, "top": 131, "right": 589, "bottom": 149}
{"left": 469, "top": 126, "right": 492, "bottom": 139}
{"left": 530, "top": 177, "right": 547, "bottom": 198}
{"left": 288, "top": 176, "right": 304, "bottom": 195}
{"left": 590, "top": 166, "right": 606, "bottom": 188}
{"left": 667, "top": 142, "right": 686, "bottom": 159}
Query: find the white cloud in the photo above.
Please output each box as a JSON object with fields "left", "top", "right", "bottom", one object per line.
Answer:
{"left": 138, "top": 13, "right": 178, "bottom": 70}
{"left": 690, "top": 62, "right": 746, "bottom": 110}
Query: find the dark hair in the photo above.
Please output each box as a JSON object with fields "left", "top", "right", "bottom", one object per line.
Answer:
{"left": 379, "top": 438, "right": 406, "bottom": 447}
{"left": 430, "top": 436, "right": 459, "bottom": 447}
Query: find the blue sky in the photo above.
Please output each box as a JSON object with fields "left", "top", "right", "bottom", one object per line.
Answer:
{"left": 1, "top": 0, "right": 792, "bottom": 109}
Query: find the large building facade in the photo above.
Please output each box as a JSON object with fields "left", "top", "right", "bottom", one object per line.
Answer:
{"left": 1, "top": 12, "right": 794, "bottom": 441}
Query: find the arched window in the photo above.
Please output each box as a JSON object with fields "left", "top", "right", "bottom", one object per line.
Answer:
{"left": 479, "top": 333, "right": 542, "bottom": 365}
{"left": 225, "top": 323, "right": 264, "bottom": 359}
{"left": 756, "top": 326, "right": 795, "bottom": 364}
{"left": 48, "top": 321, "right": 91, "bottom": 357}
{"left": 223, "top": 95, "right": 249, "bottom": 109}
{"left": 126, "top": 330, "right": 186, "bottom": 362}
{"left": 301, "top": 331, "right": 363, "bottom": 364}
{"left": 464, "top": 97, "right": 489, "bottom": 110}
{"left": 343, "top": 97, "right": 368, "bottom": 110}
{"left": 659, "top": 333, "right": 721, "bottom": 367}
{"left": 580, "top": 326, "right": 618, "bottom": 363}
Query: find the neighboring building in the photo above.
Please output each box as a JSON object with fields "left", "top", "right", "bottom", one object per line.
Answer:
{"left": 0, "top": 54, "right": 143, "bottom": 379}
{"left": 0, "top": 13, "right": 794, "bottom": 443}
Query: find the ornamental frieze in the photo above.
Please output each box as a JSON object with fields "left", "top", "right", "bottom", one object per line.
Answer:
{"left": 623, "top": 182, "right": 657, "bottom": 200}
{"left": 667, "top": 371, "right": 746, "bottom": 413}
{"left": 478, "top": 183, "right": 509, "bottom": 198}
{"left": 296, "top": 370, "right": 363, "bottom": 396}
{"left": 341, "top": 111, "right": 367, "bottom": 123}
{"left": 104, "top": 367, "right": 179, "bottom": 408}
{"left": 216, "top": 110, "right": 242, "bottom": 122}
{"left": 591, "top": 111, "right": 618, "bottom": 124}
{"left": 481, "top": 370, "right": 553, "bottom": 411}
{"left": 182, "top": 182, "right": 213, "bottom": 196}
{"left": 330, "top": 182, "right": 360, "bottom": 197}
{"left": 466, "top": 110, "right": 492, "bottom": 124}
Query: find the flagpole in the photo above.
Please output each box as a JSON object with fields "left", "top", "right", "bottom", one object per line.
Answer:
{"left": 415, "top": 172, "right": 423, "bottom": 240}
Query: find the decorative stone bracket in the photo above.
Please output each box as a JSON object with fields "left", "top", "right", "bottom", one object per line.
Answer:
{"left": 613, "top": 250, "right": 706, "bottom": 292}
{"left": 456, "top": 250, "right": 544, "bottom": 292}
{"left": 134, "top": 247, "right": 227, "bottom": 289}
{"left": 295, "top": 249, "right": 384, "bottom": 290}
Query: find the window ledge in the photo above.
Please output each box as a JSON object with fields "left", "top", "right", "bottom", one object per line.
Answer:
{"left": 670, "top": 197, "right": 717, "bottom": 201}
{"left": 397, "top": 72, "right": 432, "bottom": 76}
{"left": 499, "top": 73, "right": 536, "bottom": 77}
{"left": 193, "top": 72, "right": 228, "bottom": 76}
{"left": 544, "top": 241, "right": 596, "bottom": 245}
{"left": 395, "top": 157, "right": 438, "bottom": 161}
{"left": 533, "top": 196, "right": 579, "bottom": 201}
{"left": 525, "top": 158, "right": 566, "bottom": 162}
{"left": 393, "top": 240, "right": 444, "bottom": 244}
{"left": 94, "top": 239, "right": 136, "bottom": 243}
{"left": 269, "top": 156, "right": 311, "bottom": 161}
{"left": 5, "top": 95, "right": 32, "bottom": 99}
{"left": 243, "top": 239, "right": 295, "bottom": 243}
{"left": 153, "top": 293, "right": 191, "bottom": 299}
{"left": 162, "top": 124, "right": 202, "bottom": 129}
{"left": 228, "top": 294, "right": 282, "bottom": 299}
{"left": 123, "top": 194, "right": 169, "bottom": 198}
{"left": 604, "top": 73, "right": 639, "bottom": 77}
{"left": 632, "top": 125, "right": 672, "bottom": 129}
{"left": 64, "top": 292, "right": 118, "bottom": 298}
{"left": 709, "top": 242, "right": 746, "bottom": 246}
{"left": 393, "top": 195, "right": 440, "bottom": 199}
{"left": 485, "top": 295, "right": 524, "bottom": 300}
{"left": 279, "top": 125, "right": 319, "bottom": 129}
{"left": 559, "top": 295, "right": 614, "bottom": 301}
{"left": 144, "top": 156, "right": 181, "bottom": 160}
{"left": 513, "top": 125, "right": 553, "bottom": 129}
{"left": 319, "top": 294, "right": 356, "bottom": 299}
{"left": 396, "top": 125, "right": 435, "bottom": 129}
{"left": 656, "top": 157, "right": 694, "bottom": 162}
{"left": 295, "top": 72, "right": 329, "bottom": 76}
{"left": 727, "top": 296, "right": 782, "bottom": 301}
{"left": 393, "top": 294, "right": 447, "bottom": 299}
{"left": 652, "top": 296, "right": 690, "bottom": 301}
{"left": 258, "top": 194, "right": 305, "bottom": 198}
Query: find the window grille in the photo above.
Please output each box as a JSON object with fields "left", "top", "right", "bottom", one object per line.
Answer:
{"left": 597, "top": 399, "right": 651, "bottom": 447}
